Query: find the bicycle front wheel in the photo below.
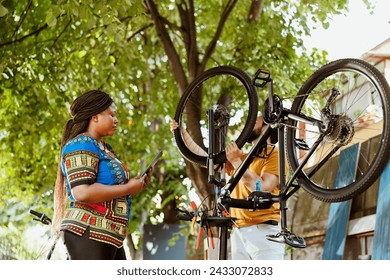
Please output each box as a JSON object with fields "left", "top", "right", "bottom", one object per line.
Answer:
{"left": 174, "top": 66, "right": 259, "bottom": 166}
{"left": 286, "top": 58, "right": 390, "bottom": 202}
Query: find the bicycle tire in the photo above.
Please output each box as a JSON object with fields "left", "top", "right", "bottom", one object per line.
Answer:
{"left": 285, "top": 58, "right": 390, "bottom": 202}
{"left": 174, "top": 66, "right": 259, "bottom": 166}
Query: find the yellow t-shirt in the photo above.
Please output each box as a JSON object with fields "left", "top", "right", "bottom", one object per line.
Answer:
{"left": 229, "top": 146, "right": 280, "bottom": 227}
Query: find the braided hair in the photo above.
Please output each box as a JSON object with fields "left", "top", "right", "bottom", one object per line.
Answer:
{"left": 52, "top": 90, "right": 113, "bottom": 236}
{"left": 60, "top": 90, "right": 113, "bottom": 148}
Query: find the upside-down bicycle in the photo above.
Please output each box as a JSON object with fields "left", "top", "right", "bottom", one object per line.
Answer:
{"left": 174, "top": 58, "right": 390, "bottom": 260}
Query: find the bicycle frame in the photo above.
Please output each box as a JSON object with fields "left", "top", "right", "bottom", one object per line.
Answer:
{"left": 207, "top": 78, "right": 316, "bottom": 259}
{"left": 216, "top": 117, "right": 298, "bottom": 259}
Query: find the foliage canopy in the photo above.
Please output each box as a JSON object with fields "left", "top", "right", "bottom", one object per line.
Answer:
{"left": 1, "top": 0, "right": 372, "bottom": 258}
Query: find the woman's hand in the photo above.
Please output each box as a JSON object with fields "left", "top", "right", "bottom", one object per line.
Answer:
{"left": 132, "top": 168, "right": 152, "bottom": 194}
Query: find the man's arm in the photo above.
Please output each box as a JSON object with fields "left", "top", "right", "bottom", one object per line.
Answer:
{"left": 225, "top": 141, "right": 279, "bottom": 192}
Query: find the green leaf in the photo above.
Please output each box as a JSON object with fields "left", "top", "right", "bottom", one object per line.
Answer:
{"left": 0, "top": 2, "right": 8, "bottom": 17}
{"left": 45, "top": 11, "right": 57, "bottom": 27}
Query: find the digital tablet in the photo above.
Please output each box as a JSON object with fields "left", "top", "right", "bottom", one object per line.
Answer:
{"left": 141, "top": 149, "right": 163, "bottom": 176}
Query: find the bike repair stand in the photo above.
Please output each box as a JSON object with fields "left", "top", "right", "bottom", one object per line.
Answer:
{"left": 202, "top": 104, "right": 306, "bottom": 260}
{"left": 206, "top": 106, "right": 236, "bottom": 260}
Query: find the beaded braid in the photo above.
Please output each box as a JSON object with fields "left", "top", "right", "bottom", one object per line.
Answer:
{"left": 52, "top": 90, "right": 113, "bottom": 237}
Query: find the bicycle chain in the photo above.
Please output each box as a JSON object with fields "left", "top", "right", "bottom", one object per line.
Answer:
{"left": 278, "top": 122, "right": 322, "bottom": 135}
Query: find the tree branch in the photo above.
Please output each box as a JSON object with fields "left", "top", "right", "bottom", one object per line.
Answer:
{"left": 144, "top": 0, "right": 188, "bottom": 96}
{"left": 177, "top": 0, "right": 199, "bottom": 80}
{"left": 12, "top": 0, "right": 33, "bottom": 38}
{"left": 50, "top": 19, "right": 72, "bottom": 48}
{"left": 247, "top": 0, "right": 265, "bottom": 22}
{"left": 0, "top": 23, "right": 48, "bottom": 48}
{"left": 127, "top": 23, "right": 153, "bottom": 42}
{"left": 1, "top": 13, "right": 137, "bottom": 49}
{"left": 200, "top": 0, "right": 238, "bottom": 72}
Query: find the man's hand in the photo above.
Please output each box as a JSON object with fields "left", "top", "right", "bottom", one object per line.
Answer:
{"left": 170, "top": 119, "right": 179, "bottom": 133}
{"left": 226, "top": 142, "right": 243, "bottom": 169}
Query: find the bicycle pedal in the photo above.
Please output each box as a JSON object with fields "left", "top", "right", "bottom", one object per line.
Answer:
{"left": 266, "top": 233, "right": 285, "bottom": 244}
{"left": 295, "top": 138, "right": 310, "bottom": 151}
{"left": 283, "top": 234, "right": 306, "bottom": 248}
{"left": 266, "top": 232, "right": 306, "bottom": 248}
{"left": 253, "top": 69, "right": 271, "bottom": 88}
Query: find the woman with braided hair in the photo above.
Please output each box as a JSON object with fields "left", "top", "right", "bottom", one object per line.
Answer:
{"left": 52, "top": 90, "right": 151, "bottom": 260}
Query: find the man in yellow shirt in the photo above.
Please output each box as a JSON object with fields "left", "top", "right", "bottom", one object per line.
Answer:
{"left": 225, "top": 116, "right": 284, "bottom": 260}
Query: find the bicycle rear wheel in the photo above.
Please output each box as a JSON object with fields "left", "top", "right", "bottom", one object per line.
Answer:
{"left": 174, "top": 66, "right": 258, "bottom": 166}
{"left": 285, "top": 58, "right": 390, "bottom": 202}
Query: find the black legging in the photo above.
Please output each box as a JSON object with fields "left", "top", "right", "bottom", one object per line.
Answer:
{"left": 61, "top": 227, "right": 126, "bottom": 260}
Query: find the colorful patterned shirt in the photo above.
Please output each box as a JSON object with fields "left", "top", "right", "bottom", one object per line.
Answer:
{"left": 60, "top": 135, "right": 131, "bottom": 248}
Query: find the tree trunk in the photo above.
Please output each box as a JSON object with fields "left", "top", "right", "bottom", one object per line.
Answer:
{"left": 248, "top": 0, "right": 265, "bottom": 22}
{"left": 126, "top": 233, "right": 142, "bottom": 260}
{"left": 145, "top": 0, "right": 238, "bottom": 211}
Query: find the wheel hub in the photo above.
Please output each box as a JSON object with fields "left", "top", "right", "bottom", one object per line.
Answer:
{"left": 324, "top": 115, "right": 355, "bottom": 146}
{"left": 212, "top": 104, "right": 230, "bottom": 128}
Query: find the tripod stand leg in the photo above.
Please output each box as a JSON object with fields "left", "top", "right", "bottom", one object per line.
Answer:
{"left": 218, "top": 225, "right": 229, "bottom": 260}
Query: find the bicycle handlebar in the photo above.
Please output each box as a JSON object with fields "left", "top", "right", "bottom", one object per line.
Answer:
{"left": 29, "top": 209, "right": 52, "bottom": 225}
{"left": 220, "top": 191, "right": 279, "bottom": 210}
{"left": 177, "top": 192, "right": 280, "bottom": 225}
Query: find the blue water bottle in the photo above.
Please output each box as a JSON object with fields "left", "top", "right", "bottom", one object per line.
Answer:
{"left": 255, "top": 180, "right": 261, "bottom": 192}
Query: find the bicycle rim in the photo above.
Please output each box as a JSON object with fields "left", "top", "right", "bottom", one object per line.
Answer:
{"left": 174, "top": 66, "right": 259, "bottom": 166}
{"left": 285, "top": 58, "right": 390, "bottom": 202}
